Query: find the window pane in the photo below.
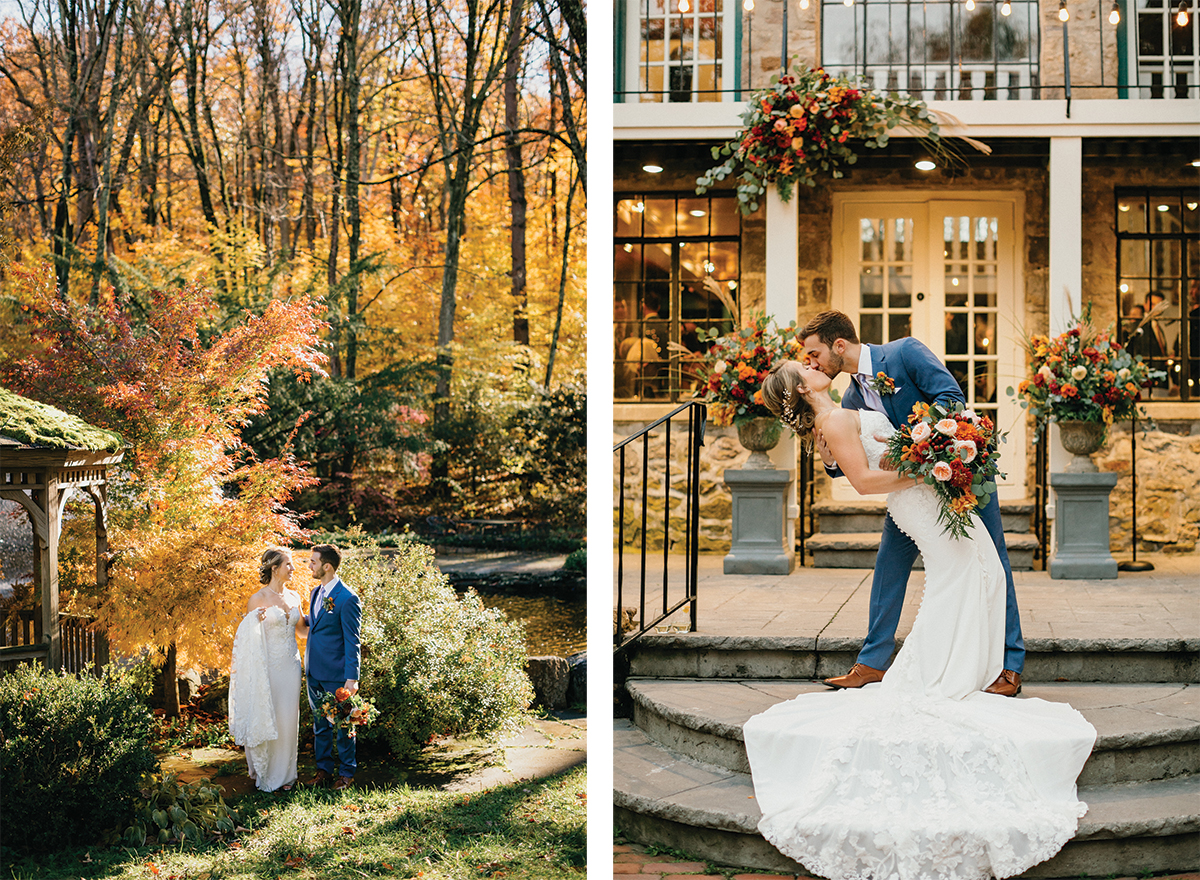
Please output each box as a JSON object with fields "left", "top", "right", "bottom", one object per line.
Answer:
{"left": 616, "top": 199, "right": 644, "bottom": 236}
{"left": 1184, "top": 198, "right": 1200, "bottom": 234}
{"left": 1152, "top": 239, "right": 1181, "bottom": 277}
{"left": 947, "top": 360, "right": 970, "bottom": 396}
{"left": 710, "top": 198, "right": 740, "bottom": 236}
{"left": 616, "top": 243, "right": 642, "bottom": 280}
{"left": 1138, "top": 14, "right": 1163, "bottom": 56}
{"left": 861, "top": 313, "right": 883, "bottom": 344}
{"left": 708, "top": 240, "right": 739, "bottom": 278}
{"left": 889, "top": 313, "right": 912, "bottom": 341}
{"left": 973, "top": 314, "right": 996, "bottom": 355}
{"left": 862, "top": 219, "right": 885, "bottom": 262}
{"left": 823, "top": 3, "right": 858, "bottom": 65}
{"left": 643, "top": 199, "right": 676, "bottom": 236}
{"left": 888, "top": 266, "right": 912, "bottom": 309}
{"left": 1150, "top": 196, "right": 1181, "bottom": 234}
{"left": 861, "top": 268, "right": 884, "bottom": 309}
{"left": 1121, "top": 239, "right": 1149, "bottom": 275}
{"left": 1117, "top": 196, "right": 1146, "bottom": 233}
{"left": 945, "top": 312, "right": 969, "bottom": 354}
{"left": 677, "top": 198, "right": 709, "bottom": 235}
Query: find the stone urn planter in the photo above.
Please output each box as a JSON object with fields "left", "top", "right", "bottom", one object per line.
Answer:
{"left": 1057, "top": 420, "right": 1106, "bottom": 473}
{"left": 735, "top": 417, "right": 783, "bottom": 470}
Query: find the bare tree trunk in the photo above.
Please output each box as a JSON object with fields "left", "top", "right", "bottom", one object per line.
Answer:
{"left": 504, "top": 0, "right": 528, "bottom": 347}
{"left": 545, "top": 168, "right": 578, "bottom": 387}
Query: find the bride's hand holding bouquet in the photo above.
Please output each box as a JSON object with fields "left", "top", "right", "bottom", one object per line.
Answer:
{"left": 886, "top": 401, "right": 1005, "bottom": 539}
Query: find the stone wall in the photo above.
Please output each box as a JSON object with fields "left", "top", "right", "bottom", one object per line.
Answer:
{"left": 614, "top": 425, "right": 764, "bottom": 552}
{"left": 1093, "top": 423, "right": 1200, "bottom": 553}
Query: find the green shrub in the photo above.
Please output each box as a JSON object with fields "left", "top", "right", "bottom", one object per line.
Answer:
{"left": 564, "top": 545, "right": 586, "bottom": 572}
{"left": 0, "top": 663, "right": 158, "bottom": 852}
{"left": 342, "top": 543, "right": 534, "bottom": 758}
{"left": 122, "top": 773, "right": 240, "bottom": 846}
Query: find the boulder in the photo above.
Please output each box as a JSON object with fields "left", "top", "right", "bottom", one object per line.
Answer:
{"left": 567, "top": 651, "right": 587, "bottom": 707}
{"left": 525, "top": 655, "right": 570, "bottom": 709}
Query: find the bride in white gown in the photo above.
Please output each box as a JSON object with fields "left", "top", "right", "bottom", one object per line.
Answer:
{"left": 229, "top": 548, "right": 308, "bottom": 793}
{"left": 748, "top": 362, "right": 1097, "bottom": 880}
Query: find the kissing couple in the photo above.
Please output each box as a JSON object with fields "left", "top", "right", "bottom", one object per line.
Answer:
{"left": 228, "top": 544, "right": 362, "bottom": 793}
{"left": 740, "top": 310, "right": 1098, "bottom": 879}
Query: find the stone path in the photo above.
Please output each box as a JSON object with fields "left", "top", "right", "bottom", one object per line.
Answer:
{"left": 613, "top": 842, "right": 1200, "bottom": 880}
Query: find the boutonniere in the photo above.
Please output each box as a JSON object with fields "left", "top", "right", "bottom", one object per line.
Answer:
{"left": 323, "top": 596, "right": 336, "bottom": 613}
{"left": 869, "top": 371, "right": 897, "bottom": 396}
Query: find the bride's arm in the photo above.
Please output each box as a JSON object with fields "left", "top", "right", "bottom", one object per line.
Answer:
{"left": 822, "top": 411, "right": 918, "bottom": 495}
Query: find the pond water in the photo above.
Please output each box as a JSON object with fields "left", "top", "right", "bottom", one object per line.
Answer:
{"left": 473, "top": 591, "right": 586, "bottom": 658}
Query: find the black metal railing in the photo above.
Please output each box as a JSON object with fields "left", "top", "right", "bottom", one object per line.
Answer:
{"left": 614, "top": 401, "right": 707, "bottom": 654}
{"left": 797, "top": 444, "right": 816, "bottom": 565}
{"left": 1032, "top": 422, "right": 1050, "bottom": 570}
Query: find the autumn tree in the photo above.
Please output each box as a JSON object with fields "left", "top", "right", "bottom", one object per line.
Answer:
{"left": 0, "top": 264, "right": 326, "bottom": 714}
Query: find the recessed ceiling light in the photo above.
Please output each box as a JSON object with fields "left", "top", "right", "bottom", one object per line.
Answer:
{"left": 643, "top": 164, "right": 664, "bottom": 173}
{"left": 1191, "top": 159, "right": 1200, "bottom": 167}
{"left": 689, "top": 209, "right": 707, "bottom": 217}
{"left": 915, "top": 159, "right": 937, "bottom": 171}
{"left": 1156, "top": 204, "right": 1171, "bottom": 212}
{"left": 1118, "top": 204, "right": 1131, "bottom": 212}
{"left": 1187, "top": 202, "right": 1198, "bottom": 211}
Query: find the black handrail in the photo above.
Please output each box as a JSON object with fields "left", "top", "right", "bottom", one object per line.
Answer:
{"left": 1032, "top": 421, "right": 1050, "bottom": 570}
{"left": 614, "top": 401, "right": 707, "bottom": 655}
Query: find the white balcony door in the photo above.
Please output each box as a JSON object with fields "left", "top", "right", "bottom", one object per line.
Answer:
{"left": 830, "top": 192, "right": 1027, "bottom": 502}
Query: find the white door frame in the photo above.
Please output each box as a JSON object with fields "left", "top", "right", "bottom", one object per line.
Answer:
{"left": 830, "top": 190, "right": 1028, "bottom": 503}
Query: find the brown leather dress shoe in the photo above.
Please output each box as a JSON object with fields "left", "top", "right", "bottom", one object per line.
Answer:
{"left": 308, "top": 769, "right": 333, "bottom": 787}
{"left": 823, "top": 663, "right": 886, "bottom": 689}
{"left": 332, "top": 775, "right": 354, "bottom": 791}
{"left": 984, "top": 670, "right": 1022, "bottom": 697}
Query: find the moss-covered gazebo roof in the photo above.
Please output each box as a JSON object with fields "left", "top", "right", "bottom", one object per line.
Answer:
{"left": 0, "top": 386, "right": 124, "bottom": 453}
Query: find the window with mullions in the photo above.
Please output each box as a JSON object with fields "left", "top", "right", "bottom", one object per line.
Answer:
{"left": 614, "top": 194, "right": 741, "bottom": 402}
{"left": 1115, "top": 188, "right": 1200, "bottom": 401}
{"left": 623, "top": 0, "right": 738, "bottom": 102}
{"left": 822, "top": 0, "right": 1039, "bottom": 100}
{"left": 1133, "top": 0, "right": 1199, "bottom": 99}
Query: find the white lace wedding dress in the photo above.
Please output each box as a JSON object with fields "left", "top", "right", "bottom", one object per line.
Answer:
{"left": 744, "top": 410, "right": 1097, "bottom": 880}
{"left": 229, "top": 598, "right": 303, "bottom": 792}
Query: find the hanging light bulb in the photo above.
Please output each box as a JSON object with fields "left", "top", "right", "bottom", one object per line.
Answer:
{"left": 1176, "top": 0, "right": 1189, "bottom": 26}
{"left": 1058, "top": 0, "right": 1069, "bottom": 21}
{"left": 799, "top": 0, "right": 809, "bottom": 9}
{"left": 744, "top": 0, "right": 754, "bottom": 9}
{"left": 965, "top": 0, "right": 975, "bottom": 10}
{"left": 1001, "top": 0, "right": 1012, "bottom": 14}
{"left": 678, "top": 0, "right": 689, "bottom": 12}
{"left": 1109, "top": 0, "right": 1120, "bottom": 22}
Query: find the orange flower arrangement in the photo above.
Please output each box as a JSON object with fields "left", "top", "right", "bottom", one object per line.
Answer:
{"left": 886, "top": 400, "right": 1005, "bottom": 539}
{"left": 698, "top": 314, "right": 801, "bottom": 427}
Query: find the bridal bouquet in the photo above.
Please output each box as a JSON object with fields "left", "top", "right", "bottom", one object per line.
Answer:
{"left": 317, "top": 687, "right": 377, "bottom": 738}
{"left": 886, "top": 401, "right": 1005, "bottom": 539}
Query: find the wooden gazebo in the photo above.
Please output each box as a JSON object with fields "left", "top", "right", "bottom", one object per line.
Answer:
{"left": 0, "top": 387, "right": 124, "bottom": 672}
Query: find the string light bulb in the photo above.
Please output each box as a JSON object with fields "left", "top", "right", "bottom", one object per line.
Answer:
{"left": 1001, "top": 0, "right": 1012, "bottom": 14}
{"left": 744, "top": 0, "right": 754, "bottom": 9}
{"left": 966, "top": 0, "right": 975, "bottom": 10}
{"left": 1058, "top": 0, "right": 1069, "bottom": 21}
{"left": 1176, "top": 0, "right": 1189, "bottom": 26}
{"left": 678, "top": 0, "right": 689, "bottom": 12}
{"left": 799, "top": 0, "right": 809, "bottom": 9}
{"left": 1109, "top": 0, "right": 1120, "bottom": 22}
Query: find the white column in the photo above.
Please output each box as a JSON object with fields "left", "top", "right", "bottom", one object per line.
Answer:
{"left": 764, "top": 187, "right": 800, "bottom": 544}
{"left": 1047, "top": 137, "right": 1083, "bottom": 501}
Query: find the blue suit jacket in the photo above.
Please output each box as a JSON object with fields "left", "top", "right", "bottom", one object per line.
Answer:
{"left": 828, "top": 337, "right": 964, "bottom": 477}
{"left": 305, "top": 578, "right": 362, "bottom": 682}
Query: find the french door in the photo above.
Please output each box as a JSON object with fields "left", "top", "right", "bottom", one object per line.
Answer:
{"left": 831, "top": 193, "right": 1027, "bottom": 502}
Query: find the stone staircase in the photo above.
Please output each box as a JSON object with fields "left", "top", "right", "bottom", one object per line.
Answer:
{"left": 806, "top": 499, "right": 1040, "bottom": 569}
{"left": 614, "top": 637, "right": 1200, "bottom": 877}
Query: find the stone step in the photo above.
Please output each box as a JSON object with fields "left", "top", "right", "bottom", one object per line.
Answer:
{"left": 626, "top": 633, "right": 1200, "bottom": 684}
{"left": 806, "top": 531, "right": 1040, "bottom": 569}
{"left": 627, "top": 679, "right": 1200, "bottom": 786}
{"left": 812, "top": 498, "right": 1036, "bottom": 534}
{"left": 614, "top": 720, "right": 1200, "bottom": 877}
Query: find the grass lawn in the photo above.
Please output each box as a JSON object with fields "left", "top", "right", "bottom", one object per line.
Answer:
{"left": 2, "top": 765, "right": 586, "bottom": 880}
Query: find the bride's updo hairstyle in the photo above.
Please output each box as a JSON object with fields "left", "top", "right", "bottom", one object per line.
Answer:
{"left": 762, "top": 361, "right": 817, "bottom": 448}
{"left": 259, "top": 547, "right": 289, "bottom": 585}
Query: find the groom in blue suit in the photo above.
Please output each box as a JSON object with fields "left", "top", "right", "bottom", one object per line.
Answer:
{"left": 799, "top": 311, "right": 1024, "bottom": 696}
{"left": 304, "top": 544, "right": 362, "bottom": 789}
